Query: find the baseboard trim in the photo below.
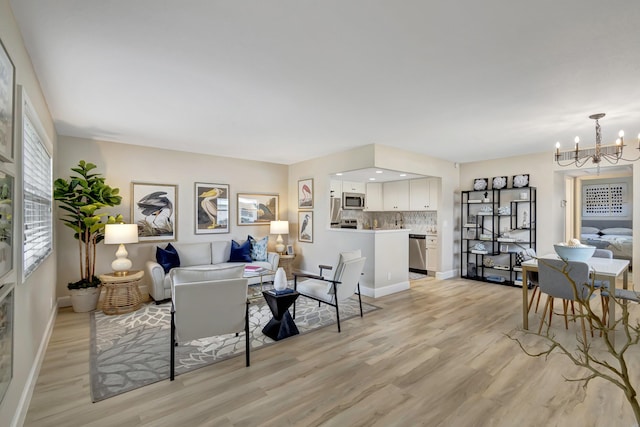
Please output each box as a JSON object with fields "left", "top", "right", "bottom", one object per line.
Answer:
{"left": 360, "top": 280, "right": 410, "bottom": 298}
{"left": 12, "top": 302, "right": 58, "bottom": 427}
{"left": 436, "top": 269, "right": 457, "bottom": 280}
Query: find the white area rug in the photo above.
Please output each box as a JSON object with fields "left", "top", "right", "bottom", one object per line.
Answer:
{"left": 90, "top": 290, "right": 378, "bottom": 402}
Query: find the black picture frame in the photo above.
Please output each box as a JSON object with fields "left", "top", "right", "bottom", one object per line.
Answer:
{"left": 512, "top": 174, "right": 530, "bottom": 188}
{"left": 492, "top": 176, "right": 507, "bottom": 190}
{"left": 473, "top": 178, "right": 488, "bottom": 191}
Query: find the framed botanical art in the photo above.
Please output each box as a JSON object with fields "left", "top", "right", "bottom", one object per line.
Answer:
{"left": 0, "top": 285, "right": 13, "bottom": 405}
{"left": 491, "top": 176, "right": 507, "bottom": 190}
{"left": 0, "top": 38, "right": 15, "bottom": 163}
{"left": 512, "top": 174, "right": 530, "bottom": 188}
{"left": 131, "top": 182, "right": 178, "bottom": 242}
{"left": 237, "top": 193, "right": 278, "bottom": 225}
{"left": 0, "top": 170, "right": 13, "bottom": 278}
{"left": 194, "top": 182, "right": 229, "bottom": 234}
{"left": 298, "top": 178, "right": 313, "bottom": 209}
{"left": 473, "top": 178, "right": 488, "bottom": 191}
{"left": 298, "top": 211, "right": 313, "bottom": 243}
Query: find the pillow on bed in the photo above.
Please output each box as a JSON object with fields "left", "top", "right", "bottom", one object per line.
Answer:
{"left": 581, "top": 226, "right": 600, "bottom": 235}
{"left": 600, "top": 227, "right": 633, "bottom": 236}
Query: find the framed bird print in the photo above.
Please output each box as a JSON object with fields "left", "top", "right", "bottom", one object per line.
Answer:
{"left": 237, "top": 193, "right": 278, "bottom": 225}
{"left": 131, "top": 182, "right": 178, "bottom": 241}
{"left": 298, "top": 211, "right": 313, "bottom": 243}
{"left": 298, "top": 178, "right": 313, "bottom": 209}
{"left": 194, "top": 182, "right": 229, "bottom": 234}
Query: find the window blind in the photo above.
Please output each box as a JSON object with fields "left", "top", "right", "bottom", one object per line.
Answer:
{"left": 23, "top": 112, "right": 53, "bottom": 279}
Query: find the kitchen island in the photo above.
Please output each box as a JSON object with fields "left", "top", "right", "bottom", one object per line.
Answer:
{"left": 326, "top": 228, "right": 410, "bottom": 298}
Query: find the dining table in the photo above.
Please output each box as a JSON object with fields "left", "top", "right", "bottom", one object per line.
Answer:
{"left": 521, "top": 254, "right": 630, "bottom": 344}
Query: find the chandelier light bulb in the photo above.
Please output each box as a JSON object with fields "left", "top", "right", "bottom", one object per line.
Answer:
{"left": 616, "top": 138, "right": 622, "bottom": 145}
{"left": 574, "top": 136, "right": 580, "bottom": 145}
{"left": 619, "top": 130, "right": 625, "bottom": 138}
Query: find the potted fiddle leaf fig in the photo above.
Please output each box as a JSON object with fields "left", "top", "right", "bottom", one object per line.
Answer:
{"left": 53, "top": 160, "right": 123, "bottom": 312}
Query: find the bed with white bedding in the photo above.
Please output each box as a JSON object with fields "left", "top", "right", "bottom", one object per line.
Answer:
{"left": 580, "top": 220, "right": 633, "bottom": 262}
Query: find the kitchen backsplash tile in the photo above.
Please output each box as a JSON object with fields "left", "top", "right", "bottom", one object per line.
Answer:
{"left": 340, "top": 210, "right": 437, "bottom": 233}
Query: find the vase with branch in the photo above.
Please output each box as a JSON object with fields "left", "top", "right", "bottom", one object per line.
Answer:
{"left": 509, "top": 257, "right": 640, "bottom": 424}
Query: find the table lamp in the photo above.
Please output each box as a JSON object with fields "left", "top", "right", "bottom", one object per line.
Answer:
{"left": 104, "top": 223, "right": 139, "bottom": 276}
{"left": 269, "top": 220, "right": 289, "bottom": 254}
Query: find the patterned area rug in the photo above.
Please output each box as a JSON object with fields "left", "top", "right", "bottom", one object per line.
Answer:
{"left": 90, "top": 290, "right": 378, "bottom": 402}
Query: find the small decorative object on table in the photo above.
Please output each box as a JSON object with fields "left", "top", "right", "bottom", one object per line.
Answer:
{"left": 273, "top": 267, "right": 288, "bottom": 291}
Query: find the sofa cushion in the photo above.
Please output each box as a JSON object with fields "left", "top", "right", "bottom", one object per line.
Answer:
{"left": 170, "top": 265, "right": 245, "bottom": 285}
{"left": 211, "top": 241, "right": 231, "bottom": 264}
{"left": 248, "top": 235, "right": 268, "bottom": 262}
{"left": 156, "top": 243, "right": 180, "bottom": 273}
{"left": 229, "top": 239, "right": 252, "bottom": 262}
{"left": 173, "top": 242, "right": 212, "bottom": 266}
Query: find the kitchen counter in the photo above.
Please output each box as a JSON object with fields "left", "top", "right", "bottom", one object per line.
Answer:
{"left": 327, "top": 228, "right": 411, "bottom": 234}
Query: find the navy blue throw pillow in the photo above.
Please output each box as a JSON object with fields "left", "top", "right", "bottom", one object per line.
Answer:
{"left": 156, "top": 243, "right": 180, "bottom": 273}
{"left": 228, "top": 239, "right": 252, "bottom": 262}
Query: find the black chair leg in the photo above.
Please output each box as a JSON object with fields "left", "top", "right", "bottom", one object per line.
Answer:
{"left": 245, "top": 302, "right": 250, "bottom": 367}
{"left": 170, "top": 309, "right": 176, "bottom": 381}
{"left": 335, "top": 298, "right": 341, "bottom": 333}
{"left": 357, "top": 282, "right": 363, "bottom": 317}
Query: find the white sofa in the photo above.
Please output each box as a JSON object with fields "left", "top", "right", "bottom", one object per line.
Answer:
{"left": 145, "top": 241, "right": 279, "bottom": 302}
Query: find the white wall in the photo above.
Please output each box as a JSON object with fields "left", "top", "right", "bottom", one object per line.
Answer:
{"left": 55, "top": 136, "right": 289, "bottom": 300}
{"left": 0, "top": 1, "right": 58, "bottom": 425}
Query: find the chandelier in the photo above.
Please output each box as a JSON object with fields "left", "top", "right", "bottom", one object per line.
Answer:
{"left": 554, "top": 113, "right": 640, "bottom": 172}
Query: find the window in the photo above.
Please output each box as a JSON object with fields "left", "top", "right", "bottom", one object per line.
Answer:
{"left": 22, "top": 91, "right": 53, "bottom": 279}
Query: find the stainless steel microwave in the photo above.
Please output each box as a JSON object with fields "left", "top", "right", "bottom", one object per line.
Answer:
{"left": 342, "top": 192, "right": 365, "bottom": 209}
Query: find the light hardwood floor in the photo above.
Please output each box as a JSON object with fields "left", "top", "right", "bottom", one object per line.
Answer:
{"left": 25, "top": 277, "right": 639, "bottom": 427}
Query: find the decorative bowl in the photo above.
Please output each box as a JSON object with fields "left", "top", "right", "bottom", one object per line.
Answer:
{"left": 553, "top": 244, "right": 596, "bottom": 262}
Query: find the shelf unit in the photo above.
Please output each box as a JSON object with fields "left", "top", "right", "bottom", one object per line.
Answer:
{"left": 460, "top": 187, "right": 536, "bottom": 287}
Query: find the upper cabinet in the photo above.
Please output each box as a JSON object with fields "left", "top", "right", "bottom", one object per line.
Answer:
{"left": 409, "top": 178, "right": 439, "bottom": 211}
{"left": 331, "top": 177, "right": 439, "bottom": 212}
{"left": 383, "top": 180, "right": 410, "bottom": 210}
{"left": 365, "top": 182, "right": 383, "bottom": 211}
{"left": 342, "top": 180, "right": 365, "bottom": 193}
{"left": 330, "top": 179, "right": 342, "bottom": 199}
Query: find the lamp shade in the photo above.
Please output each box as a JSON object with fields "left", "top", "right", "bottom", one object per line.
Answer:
{"left": 269, "top": 220, "right": 289, "bottom": 235}
{"left": 104, "top": 224, "right": 139, "bottom": 244}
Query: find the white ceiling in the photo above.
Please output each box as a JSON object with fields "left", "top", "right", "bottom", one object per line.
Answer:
{"left": 9, "top": 1, "right": 640, "bottom": 165}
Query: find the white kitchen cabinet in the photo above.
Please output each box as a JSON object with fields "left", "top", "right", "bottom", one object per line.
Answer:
{"left": 428, "top": 178, "right": 439, "bottom": 211}
{"left": 365, "top": 182, "right": 383, "bottom": 211}
{"left": 426, "top": 236, "right": 438, "bottom": 271}
{"left": 409, "top": 178, "right": 439, "bottom": 211}
{"left": 409, "top": 178, "right": 429, "bottom": 210}
{"left": 342, "top": 180, "right": 365, "bottom": 193}
{"left": 383, "top": 180, "right": 409, "bottom": 210}
{"left": 330, "top": 180, "right": 342, "bottom": 200}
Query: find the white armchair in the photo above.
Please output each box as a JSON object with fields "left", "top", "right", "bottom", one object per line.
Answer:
{"left": 293, "top": 250, "right": 366, "bottom": 332}
{"left": 170, "top": 268, "right": 250, "bottom": 381}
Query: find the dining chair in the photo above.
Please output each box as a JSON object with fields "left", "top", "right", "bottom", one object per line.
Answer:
{"left": 537, "top": 259, "right": 594, "bottom": 343}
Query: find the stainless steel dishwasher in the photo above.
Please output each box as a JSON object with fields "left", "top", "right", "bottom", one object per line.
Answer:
{"left": 409, "top": 234, "right": 428, "bottom": 274}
